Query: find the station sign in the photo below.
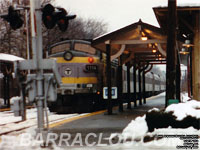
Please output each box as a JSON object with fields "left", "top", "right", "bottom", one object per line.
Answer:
{"left": 103, "top": 87, "right": 117, "bottom": 99}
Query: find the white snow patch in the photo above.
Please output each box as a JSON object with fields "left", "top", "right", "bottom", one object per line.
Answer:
{"left": 150, "top": 126, "right": 200, "bottom": 136}
{"left": 165, "top": 100, "right": 200, "bottom": 120}
{"left": 0, "top": 53, "right": 24, "bottom": 62}
{"left": 121, "top": 115, "right": 148, "bottom": 141}
{"left": 116, "top": 97, "right": 200, "bottom": 149}
{"left": 181, "top": 93, "right": 191, "bottom": 102}
{"left": 148, "top": 108, "right": 160, "bottom": 113}
{"left": 10, "top": 96, "right": 21, "bottom": 105}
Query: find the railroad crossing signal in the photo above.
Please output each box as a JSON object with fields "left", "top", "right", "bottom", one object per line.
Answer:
{"left": 1, "top": 6, "right": 23, "bottom": 30}
{"left": 42, "top": 4, "right": 76, "bottom": 31}
{"left": 42, "top": 4, "right": 56, "bottom": 29}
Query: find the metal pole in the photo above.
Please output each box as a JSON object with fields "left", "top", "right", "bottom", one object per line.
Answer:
{"left": 21, "top": 82, "right": 26, "bottom": 121}
{"left": 25, "top": 9, "right": 30, "bottom": 74}
{"left": 30, "top": 0, "right": 45, "bottom": 133}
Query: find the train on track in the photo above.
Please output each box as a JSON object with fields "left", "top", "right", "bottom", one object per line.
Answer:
{"left": 47, "top": 39, "right": 166, "bottom": 113}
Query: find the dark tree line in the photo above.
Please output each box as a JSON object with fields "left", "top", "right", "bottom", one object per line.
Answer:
{"left": 0, "top": 0, "right": 108, "bottom": 58}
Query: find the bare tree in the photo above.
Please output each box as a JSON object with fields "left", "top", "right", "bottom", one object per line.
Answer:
{"left": 0, "top": 0, "right": 108, "bottom": 58}
{"left": 43, "top": 16, "right": 108, "bottom": 51}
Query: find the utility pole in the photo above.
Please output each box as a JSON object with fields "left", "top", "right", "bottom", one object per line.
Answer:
{"left": 166, "top": 0, "right": 177, "bottom": 107}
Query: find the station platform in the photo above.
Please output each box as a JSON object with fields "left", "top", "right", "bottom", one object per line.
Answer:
{"left": 50, "top": 93, "right": 165, "bottom": 147}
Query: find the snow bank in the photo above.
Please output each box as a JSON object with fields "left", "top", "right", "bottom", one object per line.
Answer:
{"left": 165, "top": 100, "right": 200, "bottom": 120}
{"left": 121, "top": 115, "right": 148, "bottom": 141}
{"left": 117, "top": 98, "right": 200, "bottom": 148}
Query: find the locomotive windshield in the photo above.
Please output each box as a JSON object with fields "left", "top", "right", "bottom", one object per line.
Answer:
{"left": 48, "top": 40, "right": 97, "bottom": 56}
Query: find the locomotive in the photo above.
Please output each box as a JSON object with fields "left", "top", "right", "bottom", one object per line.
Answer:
{"left": 47, "top": 39, "right": 165, "bottom": 113}
{"left": 48, "top": 40, "right": 105, "bottom": 113}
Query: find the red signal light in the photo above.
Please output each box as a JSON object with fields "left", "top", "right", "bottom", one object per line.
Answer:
{"left": 59, "top": 19, "right": 65, "bottom": 24}
{"left": 46, "top": 16, "right": 52, "bottom": 21}
{"left": 88, "top": 57, "right": 94, "bottom": 63}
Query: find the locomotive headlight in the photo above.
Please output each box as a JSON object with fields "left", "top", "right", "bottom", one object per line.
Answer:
{"left": 88, "top": 57, "right": 94, "bottom": 63}
{"left": 63, "top": 51, "right": 73, "bottom": 61}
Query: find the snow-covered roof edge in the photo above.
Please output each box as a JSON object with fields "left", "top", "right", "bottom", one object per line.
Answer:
{"left": 156, "top": 1, "right": 200, "bottom": 8}
{"left": 0, "top": 53, "right": 25, "bottom": 62}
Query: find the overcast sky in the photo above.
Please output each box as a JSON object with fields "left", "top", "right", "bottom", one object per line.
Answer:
{"left": 54, "top": 0, "right": 200, "bottom": 32}
{"left": 54, "top": 0, "right": 168, "bottom": 32}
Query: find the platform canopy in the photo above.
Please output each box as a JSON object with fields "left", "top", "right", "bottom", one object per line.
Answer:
{"left": 154, "top": 5, "right": 200, "bottom": 42}
{"left": 153, "top": 5, "right": 200, "bottom": 101}
{"left": 92, "top": 20, "right": 167, "bottom": 65}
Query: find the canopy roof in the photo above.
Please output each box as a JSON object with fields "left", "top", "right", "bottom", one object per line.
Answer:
{"left": 92, "top": 20, "right": 167, "bottom": 64}
{"left": 153, "top": 6, "right": 200, "bottom": 42}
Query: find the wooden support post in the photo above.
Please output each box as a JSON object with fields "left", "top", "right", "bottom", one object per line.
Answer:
{"left": 138, "top": 69, "right": 142, "bottom": 105}
{"left": 176, "top": 54, "right": 181, "bottom": 102}
{"left": 106, "top": 43, "right": 112, "bottom": 114}
{"left": 117, "top": 56, "right": 123, "bottom": 112}
{"left": 126, "top": 62, "right": 131, "bottom": 109}
{"left": 133, "top": 63, "right": 137, "bottom": 107}
{"left": 192, "top": 13, "right": 200, "bottom": 100}
{"left": 166, "top": 0, "right": 177, "bottom": 107}
{"left": 190, "top": 50, "right": 193, "bottom": 96}
{"left": 142, "top": 70, "right": 146, "bottom": 104}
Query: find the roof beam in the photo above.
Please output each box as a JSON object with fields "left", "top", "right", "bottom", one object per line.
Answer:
{"left": 157, "top": 43, "right": 167, "bottom": 57}
{"left": 111, "top": 44, "right": 125, "bottom": 61}
{"left": 111, "top": 39, "right": 167, "bottom": 45}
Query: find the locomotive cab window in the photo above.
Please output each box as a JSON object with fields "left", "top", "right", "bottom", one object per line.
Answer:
{"left": 50, "top": 43, "right": 71, "bottom": 55}
{"left": 74, "top": 43, "right": 96, "bottom": 55}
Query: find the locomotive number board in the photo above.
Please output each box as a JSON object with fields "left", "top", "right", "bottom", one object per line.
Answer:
{"left": 85, "top": 65, "right": 98, "bottom": 72}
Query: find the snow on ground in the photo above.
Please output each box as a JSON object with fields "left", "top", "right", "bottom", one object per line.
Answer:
{"left": 0, "top": 107, "right": 89, "bottom": 150}
{"left": 0, "top": 92, "right": 199, "bottom": 150}
{"left": 113, "top": 95, "right": 200, "bottom": 149}
{"left": 121, "top": 115, "right": 148, "bottom": 141}
{"left": 165, "top": 100, "right": 200, "bottom": 120}
{"left": 146, "top": 92, "right": 166, "bottom": 101}
{"left": 0, "top": 108, "right": 87, "bottom": 135}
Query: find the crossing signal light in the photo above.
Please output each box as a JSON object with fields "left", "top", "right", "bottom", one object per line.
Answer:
{"left": 42, "top": 4, "right": 56, "bottom": 29}
{"left": 1, "top": 6, "right": 23, "bottom": 30}
{"left": 42, "top": 4, "right": 76, "bottom": 31}
{"left": 56, "top": 8, "right": 76, "bottom": 32}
